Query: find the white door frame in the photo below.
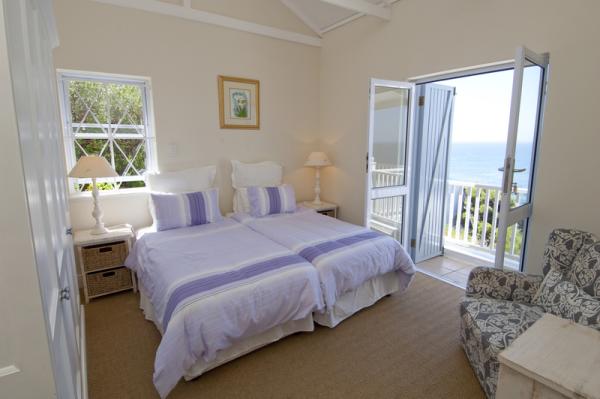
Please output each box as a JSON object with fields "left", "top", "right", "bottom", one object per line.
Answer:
{"left": 495, "top": 47, "right": 550, "bottom": 269}
{"left": 365, "top": 78, "right": 416, "bottom": 249}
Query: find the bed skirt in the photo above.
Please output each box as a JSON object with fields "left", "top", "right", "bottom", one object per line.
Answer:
{"left": 313, "top": 270, "right": 411, "bottom": 328}
{"left": 138, "top": 286, "right": 315, "bottom": 381}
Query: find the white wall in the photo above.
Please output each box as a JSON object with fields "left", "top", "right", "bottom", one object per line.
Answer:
{"left": 319, "top": 0, "right": 600, "bottom": 274}
{"left": 54, "top": 0, "right": 321, "bottom": 230}
{"left": 55, "top": 0, "right": 600, "bottom": 275}
{"left": 0, "top": 1, "right": 56, "bottom": 396}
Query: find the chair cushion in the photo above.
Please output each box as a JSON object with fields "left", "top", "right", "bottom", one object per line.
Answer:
{"left": 542, "top": 229, "right": 597, "bottom": 276}
{"left": 533, "top": 270, "right": 600, "bottom": 330}
{"left": 569, "top": 241, "right": 600, "bottom": 297}
{"left": 460, "top": 297, "right": 544, "bottom": 398}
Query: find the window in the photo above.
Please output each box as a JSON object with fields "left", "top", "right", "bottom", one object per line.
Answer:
{"left": 58, "top": 71, "right": 156, "bottom": 192}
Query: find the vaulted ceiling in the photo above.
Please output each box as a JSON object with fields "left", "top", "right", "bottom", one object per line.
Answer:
{"left": 280, "top": 0, "right": 396, "bottom": 36}
{"left": 94, "top": 0, "right": 398, "bottom": 46}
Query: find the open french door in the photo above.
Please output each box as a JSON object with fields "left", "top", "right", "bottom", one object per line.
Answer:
{"left": 495, "top": 47, "right": 549, "bottom": 269}
{"left": 410, "top": 84, "right": 455, "bottom": 262}
{"left": 4, "top": 0, "right": 84, "bottom": 397}
{"left": 365, "top": 79, "right": 415, "bottom": 249}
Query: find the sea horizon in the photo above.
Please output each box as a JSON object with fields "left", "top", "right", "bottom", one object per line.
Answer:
{"left": 448, "top": 141, "right": 533, "bottom": 189}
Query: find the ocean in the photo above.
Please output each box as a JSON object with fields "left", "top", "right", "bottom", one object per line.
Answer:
{"left": 448, "top": 142, "right": 533, "bottom": 189}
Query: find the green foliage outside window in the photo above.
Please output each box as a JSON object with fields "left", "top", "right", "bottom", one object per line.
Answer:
{"left": 68, "top": 79, "right": 150, "bottom": 190}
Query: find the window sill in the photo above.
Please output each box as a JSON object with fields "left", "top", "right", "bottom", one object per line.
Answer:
{"left": 69, "top": 187, "right": 149, "bottom": 202}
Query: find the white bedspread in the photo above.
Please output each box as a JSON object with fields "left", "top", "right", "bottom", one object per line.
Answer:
{"left": 232, "top": 209, "right": 416, "bottom": 309}
{"left": 125, "top": 219, "right": 323, "bottom": 398}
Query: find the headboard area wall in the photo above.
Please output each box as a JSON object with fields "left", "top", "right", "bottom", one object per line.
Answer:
{"left": 55, "top": 0, "right": 321, "bottom": 230}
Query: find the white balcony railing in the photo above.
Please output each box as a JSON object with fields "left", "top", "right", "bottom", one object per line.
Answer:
{"left": 445, "top": 180, "right": 527, "bottom": 260}
{"left": 369, "top": 165, "right": 528, "bottom": 263}
{"left": 369, "top": 166, "right": 404, "bottom": 241}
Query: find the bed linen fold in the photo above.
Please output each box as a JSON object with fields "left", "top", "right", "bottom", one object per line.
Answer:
{"left": 232, "top": 209, "right": 416, "bottom": 310}
{"left": 125, "top": 219, "right": 323, "bottom": 398}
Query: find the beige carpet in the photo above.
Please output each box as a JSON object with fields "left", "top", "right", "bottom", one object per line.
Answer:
{"left": 86, "top": 273, "right": 484, "bottom": 398}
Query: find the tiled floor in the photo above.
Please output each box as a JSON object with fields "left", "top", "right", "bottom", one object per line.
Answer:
{"left": 417, "top": 255, "right": 479, "bottom": 288}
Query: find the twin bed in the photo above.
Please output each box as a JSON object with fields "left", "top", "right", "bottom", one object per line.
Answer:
{"left": 125, "top": 161, "right": 416, "bottom": 398}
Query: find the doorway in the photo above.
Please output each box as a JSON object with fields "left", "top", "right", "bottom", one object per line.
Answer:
{"left": 366, "top": 47, "right": 549, "bottom": 287}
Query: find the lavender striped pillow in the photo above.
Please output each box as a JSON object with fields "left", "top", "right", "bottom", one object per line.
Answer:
{"left": 151, "top": 188, "right": 222, "bottom": 231}
{"left": 247, "top": 184, "right": 296, "bottom": 217}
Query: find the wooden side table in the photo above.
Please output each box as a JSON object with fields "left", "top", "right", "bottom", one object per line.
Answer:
{"left": 496, "top": 314, "right": 600, "bottom": 399}
{"left": 300, "top": 201, "right": 338, "bottom": 218}
{"left": 74, "top": 225, "right": 137, "bottom": 303}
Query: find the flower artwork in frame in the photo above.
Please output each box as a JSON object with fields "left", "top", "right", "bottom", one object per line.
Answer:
{"left": 218, "top": 76, "right": 260, "bottom": 129}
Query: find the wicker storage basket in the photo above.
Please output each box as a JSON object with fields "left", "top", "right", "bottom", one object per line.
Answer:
{"left": 82, "top": 241, "right": 127, "bottom": 272}
{"left": 86, "top": 267, "right": 132, "bottom": 297}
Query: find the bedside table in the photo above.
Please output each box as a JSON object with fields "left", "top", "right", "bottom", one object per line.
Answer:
{"left": 74, "top": 225, "right": 137, "bottom": 303}
{"left": 300, "top": 201, "right": 338, "bottom": 218}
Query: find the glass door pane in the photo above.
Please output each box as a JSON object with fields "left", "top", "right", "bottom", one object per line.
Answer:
{"left": 511, "top": 63, "right": 544, "bottom": 208}
{"left": 366, "top": 80, "right": 414, "bottom": 249}
{"left": 492, "top": 219, "right": 527, "bottom": 270}
{"left": 371, "top": 86, "right": 410, "bottom": 188}
{"left": 495, "top": 47, "right": 548, "bottom": 269}
{"left": 371, "top": 196, "right": 405, "bottom": 242}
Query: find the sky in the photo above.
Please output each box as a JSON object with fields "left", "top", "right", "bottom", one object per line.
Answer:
{"left": 440, "top": 67, "right": 542, "bottom": 143}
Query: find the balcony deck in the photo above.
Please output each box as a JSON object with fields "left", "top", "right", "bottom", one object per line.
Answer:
{"left": 416, "top": 255, "right": 479, "bottom": 289}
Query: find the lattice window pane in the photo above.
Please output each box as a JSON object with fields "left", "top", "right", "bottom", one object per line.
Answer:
{"left": 69, "top": 81, "right": 110, "bottom": 129}
{"left": 113, "top": 139, "right": 145, "bottom": 176}
{"left": 74, "top": 138, "right": 108, "bottom": 158}
{"left": 61, "top": 73, "right": 155, "bottom": 192}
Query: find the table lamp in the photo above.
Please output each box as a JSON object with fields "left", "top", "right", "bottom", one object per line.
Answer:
{"left": 304, "top": 151, "right": 331, "bottom": 205}
{"left": 68, "top": 155, "right": 118, "bottom": 235}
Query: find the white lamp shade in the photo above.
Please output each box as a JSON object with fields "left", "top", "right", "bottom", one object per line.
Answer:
{"left": 68, "top": 155, "right": 118, "bottom": 178}
{"left": 304, "top": 151, "right": 331, "bottom": 167}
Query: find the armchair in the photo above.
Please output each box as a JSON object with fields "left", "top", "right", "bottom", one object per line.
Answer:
{"left": 459, "top": 228, "right": 598, "bottom": 399}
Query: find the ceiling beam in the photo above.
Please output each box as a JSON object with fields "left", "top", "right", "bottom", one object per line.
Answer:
{"left": 93, "top": 0, "right": 322, "bottom": 47}
{"left": 280, "top": 0, "right": 323, "bottom": 37}
{"left": 319, "top": 0, "right": 391, "bottom": 20}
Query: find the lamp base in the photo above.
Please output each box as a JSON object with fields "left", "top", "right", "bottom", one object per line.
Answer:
{"left": 90, "top": 177, "right": 108, "bottom": 235}
{"left": 311, "top": 199, "right": 322, "bottom": 206}
{"left": 90, "top": 224, "right": 109, "bottom": 235}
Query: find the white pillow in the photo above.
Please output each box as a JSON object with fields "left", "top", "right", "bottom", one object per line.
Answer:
{"left": 146, "top": 166, "right": 216, "bottom": 193}
{"left": 233, "top": 188, "right": 250, "bottom": 214}
{"left": 231, "top": 160, "right": 283, "bottom": 189}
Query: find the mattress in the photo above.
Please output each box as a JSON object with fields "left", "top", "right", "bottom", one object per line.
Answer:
{"left": 125, "top": 219, "right": 324, "bottom": 398}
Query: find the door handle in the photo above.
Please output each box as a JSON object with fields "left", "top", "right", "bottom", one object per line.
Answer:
{"left": 501, "top": 157, "right": 512, "bottom": 194}
{"left": 60, "top": 287, "right": 71, "bottom": 301}
{"left": 498, "top": 167, "right": 526, "bottom": 173}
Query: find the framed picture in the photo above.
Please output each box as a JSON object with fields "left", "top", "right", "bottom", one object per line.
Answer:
{"left": 218, "top": 75, "right": 260, "bottom": 129}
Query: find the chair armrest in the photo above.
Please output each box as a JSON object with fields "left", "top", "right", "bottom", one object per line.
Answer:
{"left": 465, "top": 266, "right": 543, "bottom": 303}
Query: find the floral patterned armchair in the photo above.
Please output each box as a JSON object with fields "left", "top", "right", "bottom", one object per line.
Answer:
{"left": 459, "top": 229, "right": 600, "bottom": 399}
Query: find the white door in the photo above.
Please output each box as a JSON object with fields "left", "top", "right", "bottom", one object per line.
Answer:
{"left": 4, "top": 0, "right": 83, "bottom": 397}
{"left": 366, "top": 79, "right": 415, "bottom": 248}
{"left": 411, "top": 84, "right": 455, "bottom": 262}
{"left": 495, "top": 47, "right": 549, "bottom": 269}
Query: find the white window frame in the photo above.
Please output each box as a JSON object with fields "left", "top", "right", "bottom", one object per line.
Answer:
{"left": 57, "top": 69, "right": 157, "bottom": 193}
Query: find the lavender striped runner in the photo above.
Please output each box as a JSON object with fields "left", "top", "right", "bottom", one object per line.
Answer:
{"left": 298, "top": 231, "right": 383, "bottom": 263}
{"left": 162, "top": 254, "right": 306, "bottom": 328}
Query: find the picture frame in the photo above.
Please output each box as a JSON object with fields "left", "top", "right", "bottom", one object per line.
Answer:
{"left": 218, "top": 75, "right": 260, "bottom": 129}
